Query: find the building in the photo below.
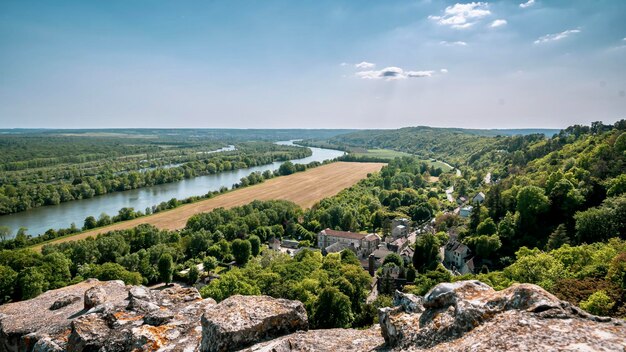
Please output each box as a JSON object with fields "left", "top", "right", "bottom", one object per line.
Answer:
{"left": 317, "top": 229, "right": 381, "bottom": 258}
{"left": 443, "top": 240, "right": 474, "bottom": 275}
{"left": 460, "top": 205, "right": 473, "bottom": 218}
{"left": 268, "top": 237, "right": 281, "bottom": 251}
{"left": 368, "top": 244, "right": 395, "bottom": 275}
{"left": 388, "top": 236, "right": 409, "bottom": 253}
{"left": 391, "top": 218, "right": 410, "bottom": 230}
{"left": 472, "top": 192, "right": 485, "bottom": 204}
{"left": 281, "top": 239, "right": 299, "bottom": 249}
{"left": 391, "top": 224, "right": 408, "bottom": 239}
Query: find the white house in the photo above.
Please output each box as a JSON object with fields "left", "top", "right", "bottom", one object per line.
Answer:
{"left": 443, "top": 240, "right": 474, "bottom": 275}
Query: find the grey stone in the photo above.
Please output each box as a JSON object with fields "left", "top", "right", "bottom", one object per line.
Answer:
{"left": 200, "top": 295, "right": 308, "bottom": 352}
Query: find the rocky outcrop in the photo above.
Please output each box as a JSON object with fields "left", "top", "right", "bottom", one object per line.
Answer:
{"left": 379, "top": 280, "right": 626, "bottom": 351}
{"left": 0, "top": 279, "right": 214, "bottom": 352}
{"left": 200, "top": 295, "right": 308, "bottom": 352}
{"left": 242, "top": 326, "right": 384, "bottom": 352}
{"left": 2, "top": 279, "right": 625, "bottom": 352}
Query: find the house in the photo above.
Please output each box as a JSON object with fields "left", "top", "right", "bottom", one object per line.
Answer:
{"left": 368, "top": 244, "right": 395, "bottom": 275}
{"left": 460, "top": 205, "right": 473, "bottom": 217}
{"left": 268, "top": 237, "right": 281, "bottom": 251}
{"left": 317, "top": 229, "right": 380, "bottom": 258}
{"left": 388, "top": 236, "right": 409, "bottom": 253}
{"left": 443, "top": 240, "right": 474, "bottom": 275}
{"left": 391, "top": 224, "right": 408, "bottom": 239}
{"left": 472, "top": 192, "right": 485, "bottom": 204}
{"left": 281, "top": 239, "right": 299, "bottom": 249}
{"left": 391, "top": 218, "right": 410, "bottom": 230}
{"left": 457, "top": 196, "right": 468, "bottom": 205}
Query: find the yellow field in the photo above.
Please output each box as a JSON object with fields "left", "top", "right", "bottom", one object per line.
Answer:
{"left": 32, "top": 162, "right": 384, "bottom": 250}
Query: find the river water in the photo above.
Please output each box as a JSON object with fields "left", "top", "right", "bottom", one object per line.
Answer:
{"left": 0, "top": 141, "right": 344, "bottom": 237}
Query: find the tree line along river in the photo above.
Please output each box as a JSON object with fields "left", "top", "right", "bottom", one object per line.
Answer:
{"left": 0, "top": 141, "right": 344, "bottom": 238}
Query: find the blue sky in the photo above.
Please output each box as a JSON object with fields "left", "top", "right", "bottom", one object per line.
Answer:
{"left": 0, "top": 0, "right": 625, "bottom": 129}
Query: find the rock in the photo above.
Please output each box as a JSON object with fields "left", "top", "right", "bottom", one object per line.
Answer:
{"left": 393, "top": 290, "right": 424, "bottom": 313}
{"left": 380, "top": 280, "right": 626, "bottom": 351}
{"left": 32, "top": 336, "right": 63, "bottom": 352}
{"left": 143, "top": 309, "right": 174, "bottom": 326}
{"left": 0, "top": 279, "right": 128, "bottom": 351}
{"left": 0, "top": 280, "right": 212, "bottom": 351}
{"left": 200, "top": 295, "right": 308, "bottom": 352}
{"left": 129, "top": 286, "right": 152, "bottom": 301}
{"left": 83, "top": 286, "right": 107, "bottom": 310}
{"left": 49, "top": 295, "right": 81, "bottom": 310}
{"left": 67, "top": 314, "right": 111, "bottom": 352}
{"left": 242, "top": 325, "right": 385, "bottom": 352}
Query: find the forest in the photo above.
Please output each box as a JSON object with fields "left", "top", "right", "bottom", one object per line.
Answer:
{"left": 0, "top": 121, "right": 624, "bottom": 327}
{"left": 0, "top": 131, "right": 315, "bottom": 215}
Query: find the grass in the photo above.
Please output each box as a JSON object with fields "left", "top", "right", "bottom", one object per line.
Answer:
{"left": 350, "top": 148, "right": 414, "bottom": 160}
{"left": 30, "top": 162, "right": 385, "bottom": 251}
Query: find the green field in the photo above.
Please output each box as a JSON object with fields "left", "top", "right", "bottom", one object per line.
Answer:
{"left": 351, "top": 148, "right": 413, "bottom": 159}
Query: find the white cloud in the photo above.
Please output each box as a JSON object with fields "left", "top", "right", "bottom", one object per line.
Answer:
{"left": 440, "top": 68, "right": 449, "bottom": 73}
{"left": 440, "top": 40, "right": 468, "bottom": 46}
{"left": 429, "top": 2, "right": 491, "bottom": 29}
{"left": 534, "top": 29, "right": 581, "bottom": 44}
{"left": 490, "top": 19, "right": 507, "bottom": 28}
{"left": 519, "top": 0, "right": 535, "bottom": 8}
{"left": 355, "top": 61, "right": 375, "bottom": 69}
{"left": 356, "top": 67, "right": 435, "bottom": 81}
{"left": 623, "top": 37, "right": 626, "bottom": 41}
{"left": 340, "top": 62, "right": 348, "bottom": 66}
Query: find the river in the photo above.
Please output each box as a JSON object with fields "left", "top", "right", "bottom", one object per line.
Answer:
{"left": 0, "top": 141, "right": 344, "bottom": 238}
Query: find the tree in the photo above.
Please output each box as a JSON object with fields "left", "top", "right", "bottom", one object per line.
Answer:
{"left": 406, "top": 265, "right": 417, "bottom": 282}
{"left": 516, "top": 186, "right": 549, "bottom": 227}
{"left": 575, "top": 207, "right": 615, "bottom": 244}
{"left": 278, "top": 161, "right": 296, "bottom": 176}
{"left": 203, "top": 256, "right": 218, "bottom": 273}
{"left": 476, "top": 218, "right": 497, "bottom": 236}
{"left": 0, "top": 265, "right": 17, "bottom": 303}
{"left": 383, "top": 253, "right": 403, "bottom": 268}
{"left": 97, "top": 213, "right": 112, "bottom": 227}
{"left": 413, "top": 233, "right": 440, "bottom": 273}
{"left": 0, "top": 226, "right": 10, "bottom": 242}
{"left": 83, "top": 216, "right": 98, "bottom": 230}
{"left": 465, "top": 234, "right": 502, "bottom": 258}
{"left": 41, "top": 252, "right": 72, "bottom": 289}
{"left": 546, "top": 224, "right": 570, "bottom": 250}
{"left": 248, "top": 235, "right": 261, "bottom": 256}
{"left": 312, "top": 287, "right": 354, "bottom": 328}
{"left": 580, "top": 290, "right": 615, "bottom": 316}
{"left": 231, "top": 239, "right": 252, "bottom": 265}
{"left": 410, "top": 204, "right": 432, "bottom": 224}
{"left": 158, "top": 253, "right": 174, "bottom": 285}
{"left": 16, "top": 267, "right": 47, "bottom": 300}
{"left": 188, "top": 265, "right": 199, "bottom": 285}
{"left": 497, "top": 212, "right": 516, "bottom": 239}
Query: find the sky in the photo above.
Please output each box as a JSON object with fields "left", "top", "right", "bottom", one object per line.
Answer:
{"left": 0, "top": 0, "right": 625, "bottom": 129}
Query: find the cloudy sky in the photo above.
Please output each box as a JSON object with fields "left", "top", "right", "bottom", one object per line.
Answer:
{"left": 1, "top": 0, "right": 625, "bottom": 129}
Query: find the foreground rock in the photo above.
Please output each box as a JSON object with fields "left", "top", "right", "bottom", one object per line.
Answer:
{"left": 2, "top": 278, "right": 625, "bottom": 351}
{"left": 379, "top": 280, "right": 626, "bottom": 351}
{"left": 0, "top": 279, "right": 214, "bottom": 351}
{"left": 242, "top": 325, "right": 384, "bottom": 352}
{"left": 200, "top": 295, "right": 308, "bottom": 352}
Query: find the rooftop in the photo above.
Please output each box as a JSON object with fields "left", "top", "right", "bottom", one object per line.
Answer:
{"left": 320, "top": 228, "right": 369, "bottom": 240}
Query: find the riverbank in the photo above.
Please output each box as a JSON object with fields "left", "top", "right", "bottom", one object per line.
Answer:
{"left": 31, "top": 162, "right": 385, "bottom": 251}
